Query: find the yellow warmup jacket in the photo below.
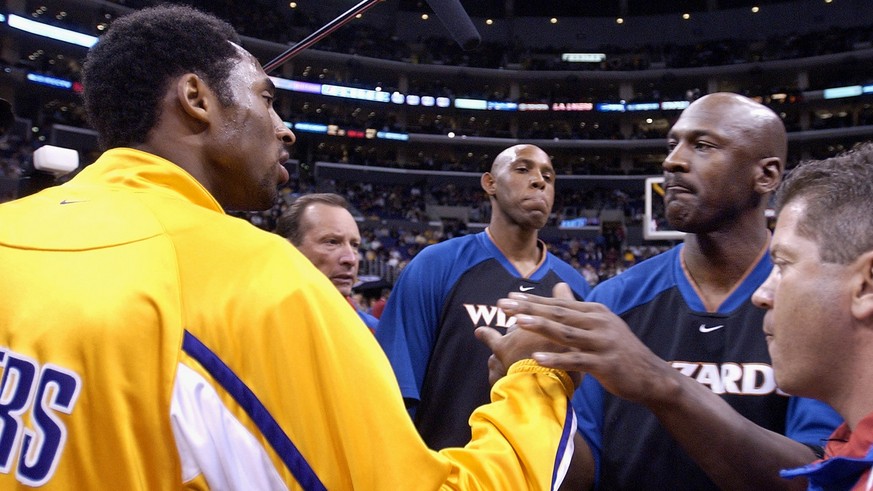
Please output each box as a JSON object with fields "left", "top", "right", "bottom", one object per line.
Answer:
{"left": 0, "top": 148, "right": 576, "bottom": 489}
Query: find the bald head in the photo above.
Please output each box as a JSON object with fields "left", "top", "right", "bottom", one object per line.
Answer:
{"left": 490, "top": 144, "right": 551, "bottom": 174}
{"left": 682, "top": 93, "right": 787, "bottom": 164}
{"left": 481, "top": 144, "right": 555, "bottom": 230}
{"left": 663, "top": 92, "right": 787, "bottom": 232}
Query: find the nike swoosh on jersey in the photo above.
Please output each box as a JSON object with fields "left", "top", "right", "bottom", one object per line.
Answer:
{"left": 519, "top": 286, "right": 535, "bottom": 292}
{"left": 698, "top": 324, "right": 725, "bottom": 333}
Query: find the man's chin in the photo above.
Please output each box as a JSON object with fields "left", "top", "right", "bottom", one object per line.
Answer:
{"left": 334, "top": 284, "right": 354, "bottom": 297}
{"left": 530, "top": 217, "right": 549, "bottom": 230}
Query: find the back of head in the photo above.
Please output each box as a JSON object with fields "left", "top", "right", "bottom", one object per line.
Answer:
{"left": 777, "top": 141, "right": 873, "bottom": 264}
{"left": 82, "top": 5, "right": 241, "bottom": 151}
{"left": 276, "top": 193, "right": 351, "bottom": 245}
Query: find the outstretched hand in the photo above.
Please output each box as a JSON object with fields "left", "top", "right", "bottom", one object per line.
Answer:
{"left": 475, "top": 283, "right": 582, "bottom": 388}
{"left": 495, "top": 283, "right": 671, "bottom": 405}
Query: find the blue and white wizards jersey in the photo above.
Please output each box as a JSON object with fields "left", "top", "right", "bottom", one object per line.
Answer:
{"left": 574, "top": 244, "right": 842, "bottom": 490}
{"left": 377, "top": 230, "right": 591, "bottom": 449}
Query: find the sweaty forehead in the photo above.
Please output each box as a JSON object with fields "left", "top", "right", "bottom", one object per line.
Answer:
{"left": 230, "top": 41, "right": 250, "bottom": 58}
{"left": 229, "top": 43, "right": 267, "bottom": 77}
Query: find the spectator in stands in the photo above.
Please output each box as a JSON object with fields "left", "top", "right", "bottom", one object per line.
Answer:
{"left": 275, "top": 192, "right": 378, "bottom": 332}
{"left": 370, "top": 285, "right": 391, "bottom": 318}
{"left": 0, "top": 6, "right": 580, "bottom": 488}
{"left": 752, "top": 142, "right": 873, "bottom": 489}
{"left": 376, "top": 143, "right": 592, "bottom": 449}
{"left": 351, "top": 279, "right": 391, "bottom": 318}
{"left": 494, "top": 93, "right": 842, "bottom": 490}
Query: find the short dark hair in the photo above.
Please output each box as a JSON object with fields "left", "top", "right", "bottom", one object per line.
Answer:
{"left": 776, "top": 141, "right": 873, "bottom": 264}
{"left": 82, "top": 5, "right": 241, "bottom": 150}
{"left": 275, "top": 193, "right": 351, "bottom": 245}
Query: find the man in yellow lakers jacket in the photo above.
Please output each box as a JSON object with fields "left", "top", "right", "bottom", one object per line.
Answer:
{"left": 0, "top": 5, "right": 577, "bottom": 489}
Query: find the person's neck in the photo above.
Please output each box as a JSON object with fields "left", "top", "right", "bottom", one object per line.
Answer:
{"left": 829, "top": 341, "right": 873, "bottom": 430}
{"left": 486, "top": 222, "right": 542, "bottom": 277}
{"left": 684, "top": 214, "right": 771, "bottom": 276}
{"left": 681, "top": 219, "right": 771, "bottom": 311}
{"left": 135, "top": 124, "right": 205, "bottom": 189}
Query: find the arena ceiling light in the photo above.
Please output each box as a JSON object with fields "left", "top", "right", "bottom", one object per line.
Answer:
{"left": 561, "top": 53, "right": 606, "bottom": 63}
{"left": 7, "top": 14, "right": 97, "bottom": 48}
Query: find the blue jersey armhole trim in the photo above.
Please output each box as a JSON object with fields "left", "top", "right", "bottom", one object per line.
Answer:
{"left": 182, "top": 330, "right": 327, "bottom": 491}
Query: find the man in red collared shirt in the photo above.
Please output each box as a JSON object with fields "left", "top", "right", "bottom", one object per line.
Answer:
{"left": 752, "top": 142, "right": 873, "bottom": 490}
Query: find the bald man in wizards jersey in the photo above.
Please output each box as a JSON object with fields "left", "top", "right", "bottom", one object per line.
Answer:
{"left": 376, "top": 144, "right": 591, "bottom": 450}
{"left": 496, "top": 94, "right": 842, "bottom": 490}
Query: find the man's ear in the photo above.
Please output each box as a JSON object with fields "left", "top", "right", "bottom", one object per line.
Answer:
{"left": 851, "top": 250, "right": 873, "bottom": 323}
{"left": 756, "top": 156, "right": 784, "bottom": 194}
{"left": 176, "top": 73, "right": 210, "bottom": 124}
{"left": 481, "top": 172, "right": 496, "bottom": 196}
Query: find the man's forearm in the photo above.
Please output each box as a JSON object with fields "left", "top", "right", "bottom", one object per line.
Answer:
{"left": 648, "top": 369, "right": 813, "bottom": 490}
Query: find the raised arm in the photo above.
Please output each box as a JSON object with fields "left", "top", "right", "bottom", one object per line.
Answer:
{"left": 497, "top": 291, "right": 827, "bottom": 490}
{"left": 211, "top": 249, "right": 583, "bottom": 489}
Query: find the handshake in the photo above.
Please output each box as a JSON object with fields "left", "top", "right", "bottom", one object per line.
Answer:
{"left": 476, "top": 282, "right": 664, "bottom": 405}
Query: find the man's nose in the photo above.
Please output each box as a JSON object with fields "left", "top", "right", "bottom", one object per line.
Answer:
{"left": 663, "top": 144, "right": 689, "bottom": 173}
{"left": 339, "top": 244, "right": 358, "bottom": 265}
